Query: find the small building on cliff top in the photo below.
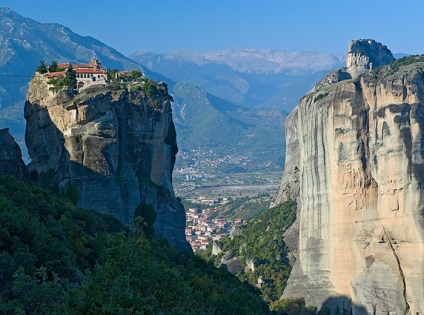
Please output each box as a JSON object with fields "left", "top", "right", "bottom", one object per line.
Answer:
{"left": 47, "top": 58, "right": 107, "bottom": 90}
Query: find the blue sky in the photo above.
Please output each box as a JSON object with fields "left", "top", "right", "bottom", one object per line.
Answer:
{"left": 0, "top": 0, "right": 422, "bottom": 56}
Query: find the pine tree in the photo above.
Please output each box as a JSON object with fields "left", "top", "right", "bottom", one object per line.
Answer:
{"left": 64, "top": 63, "right": 77, "bottom": 88}
{"left": 36, "top": 60, "right": 47, "bottom": 74}
{"left": 49, "top": 60, "right": 59, "bottom": 72}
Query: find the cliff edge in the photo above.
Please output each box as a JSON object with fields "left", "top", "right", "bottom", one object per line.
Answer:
{"left": 0, "top": 128, "right": 29, "bottom": 182}
{"left": 275, "top": 40, "right": 424, "bottom": 314}
{"left": 25, "top": 74, "right": 190, "bottom": 251}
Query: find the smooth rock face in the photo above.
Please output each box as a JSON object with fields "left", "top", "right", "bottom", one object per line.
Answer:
{"left": 25, "top": 74, "right": 190, "bottom": 251}
{"left": 0, "top": 128, "right": 29, "bottom": 181}
{"left": 276, "top": 42, "right": 424, "bottom": 314}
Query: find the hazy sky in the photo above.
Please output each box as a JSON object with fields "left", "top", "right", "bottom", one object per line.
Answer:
{"left": 0, "top": 0, "right": 421, "bottom": 56}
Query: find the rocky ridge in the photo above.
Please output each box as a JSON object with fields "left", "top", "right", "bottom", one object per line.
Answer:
{"left": 202, "top": 48, "right": 344, "bottom": 74}
{"left": 275, "top": 39, "right": 424, "bottom": 314}
{"left": 24, "top": 74, "right": 190, "bottom": 251}
{"left": 130, "top": 49, "right": 343, "bottom": 110}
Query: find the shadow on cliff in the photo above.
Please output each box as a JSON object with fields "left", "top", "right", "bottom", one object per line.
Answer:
{"left": 319, "top": 296, "right": 367, "bottom": 315}
{"left": 25, "top": 100, "right": 190, "bottom": 251}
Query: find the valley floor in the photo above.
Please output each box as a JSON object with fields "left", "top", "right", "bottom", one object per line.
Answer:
{"left": 174, "top": 170, "right": 282, "bottom": 199}
{"left": 175, "top": 170, "right": 282, "bottom": 252}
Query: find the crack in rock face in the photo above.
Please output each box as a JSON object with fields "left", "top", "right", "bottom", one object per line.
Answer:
{"left": 275, "top": 40, "right": 424, "bottom": 314}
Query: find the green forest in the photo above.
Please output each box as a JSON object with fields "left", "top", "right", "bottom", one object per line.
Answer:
{"left": 0, "top": 176, "right": 266, "bottom": 314}
{"left": 207, "top": 200, "right": 321, "bottom": 314}
{"left": 211, "top": 201, "right": 297, "bottom": 302}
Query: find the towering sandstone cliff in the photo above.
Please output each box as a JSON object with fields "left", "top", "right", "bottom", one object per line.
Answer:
{"left": 25, "top": 75, "right": 190, "bottom": 251}
{"left": 0, "top": 128, "right": 29, "bottom": 182}
{"left": 275, "top": 40, "right": 424, "bottom": 313}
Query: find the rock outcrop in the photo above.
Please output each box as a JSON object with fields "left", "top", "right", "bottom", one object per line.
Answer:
{"left": 346, "top": 39, "right": 395, "bottom": 79}
{"left": 212, "top": 240, "right": 223, "bottom": 255}
{"left": 220, "top": 251, "right": 244, "bottom": 275}
{"left": 25, "top": 74, "right": 190, "bottom": 251}
{"left": 0, "top": 128, "right": 29, "bottom": 182}
{"left": 275, "top": 40, "right": 424, "bottom": 314}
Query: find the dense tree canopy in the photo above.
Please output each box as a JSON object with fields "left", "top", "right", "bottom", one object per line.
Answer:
{"left": 214, "top": 200, "right": 297, "bottom": 302}
{"left": 0, "top": 176, "right": 266, "bottom": 314}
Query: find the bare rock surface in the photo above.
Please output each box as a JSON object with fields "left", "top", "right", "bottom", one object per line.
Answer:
{"left": 220, "top": 251, "right": 244, "bottom": 275}
{"left": 212, "top": 240, "right": 223, "bottom": 256}
{"left": 25, "top": 74, "right": 190, "bottom": 251}
{"left": 0, "top": 128, "right": 28, "bottom": 181}
{"left": 275, "top": 41, "right": 424, "bottom": 314}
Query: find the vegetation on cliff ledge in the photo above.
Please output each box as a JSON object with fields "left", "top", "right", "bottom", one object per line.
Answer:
{"left": 205, "top": 200, "right": 338, "bottom": 314}
{"left": 210, "top": 200, "right": 296, "bottom": 302}
{"left": 365, "top": 54, "right": 424, "bottom": 82}
{"left": 0, "top": 176, "right": 266, "bottom": 314}
{"left": 106, "top": 69, "right": 170, "bottom": 109}
{"left": 46, "top": 63, "right": 77, "bottom": 92}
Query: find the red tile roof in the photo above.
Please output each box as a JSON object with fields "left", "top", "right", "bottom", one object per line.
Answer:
{"left": 47, "top": 71, "right": 66, "bottom": 78}
{"left": 56, "top": 61, "right": 106, "bottom": 74}
{"left": 75, "top": 69, "right": 106, "bottom": 74}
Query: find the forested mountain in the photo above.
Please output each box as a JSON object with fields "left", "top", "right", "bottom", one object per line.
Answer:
{"left": 172, "top": 83, "right": 286, "bottom": 171}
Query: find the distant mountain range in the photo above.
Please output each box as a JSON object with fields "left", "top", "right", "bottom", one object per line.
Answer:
{"left": 128, "top": 49, "right": 345, "bottom": 171}
{"left": 0, "top": 7, "right": 382, "bottom": 173}
{"left": 130, "top": 49, "right": 344, "bottom": 110}
{"left": 0, "top": 7, "right": 146, "bottom": 146}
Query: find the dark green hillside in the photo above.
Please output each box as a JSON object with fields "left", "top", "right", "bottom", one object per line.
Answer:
{"left": 0, "top": 176, "right": 266, "bottom": 314}
{"left": 213, "top": 200, "right": 296, "bottom": 303}
{"left": 210, "top": 200, "right": 318, "bottom": 313}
